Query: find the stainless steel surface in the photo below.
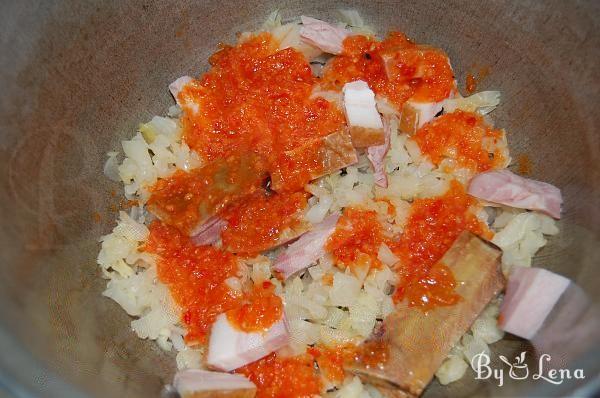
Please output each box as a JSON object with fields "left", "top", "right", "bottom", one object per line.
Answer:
{"left": 0, "top": 1, "right": 598, "bottom": 397}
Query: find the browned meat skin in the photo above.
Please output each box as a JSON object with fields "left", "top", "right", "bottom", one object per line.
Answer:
{"left": 147, "top": 154, "right": 269, "bottom": 236}
{"left": 346, "top": 231, "right": 505, "bottom": 397}
{"left": 320, "top": 129, "right": 359, "bottom": 171}
{"left": 271, "top": 130, "right": 358, "bottom": 192}
{"left": 398, "top": 102, "right": 421, "bottom": 136}
{"left": 180, "top": 389, "right": 256, "bottom": 398}
{"left": 348, "top": 125, "right": 386, "bottom": 148}
{"left": 150, "top": 131, "right": 355, "bottom": 233}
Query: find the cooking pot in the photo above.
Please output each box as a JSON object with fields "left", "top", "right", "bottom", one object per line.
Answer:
{"left": 1, "top": 1, "right": 599, "bottom": 397}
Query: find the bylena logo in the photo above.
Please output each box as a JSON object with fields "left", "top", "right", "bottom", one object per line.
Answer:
{"left": 471, "top": 351, "right": 585, "bottom": 387}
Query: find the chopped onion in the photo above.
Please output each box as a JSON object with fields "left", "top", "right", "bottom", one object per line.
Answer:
{"left": 471, "top": 316, "right": 504, "bottom": 344}
{"left": 114, "top": 211, "right": 149, "bottom": 242}
{"left": 319, "top": 325, "right": 356, "bottom": 348}
{"left": 436, "top": 355, "right": 469, "bottom": 385}
{"left": 329, "top": 273, "right": 361, "bottom": 307}
{"left": 377, "top": 243, "right": 399, "bottom": 266}
{"left": 461, "top": 334, "right": 491, "bottom": 371}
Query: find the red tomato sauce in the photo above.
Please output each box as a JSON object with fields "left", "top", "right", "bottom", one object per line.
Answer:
{"left": 145, "top": 221, "right": 285, "bottom": 340}
{"left": 321, "top": 33, "right": 455, "bottom": 109}
{"left": 144, "top": 221, "right": 242, "bottom": 343}
{"left": 271, "top": 143, "right": 322, "bottom": 193}
{"left": 412, "top": 110, "right": 506, "bottom": 172}
{"left": 351, "top": 339, "right": 390, "bottom": 370}
{"left": 227, "top": 281, "right": 283, "bottom": 333}
{"left": 271, "top": 133, "right": 347, "bottom": 193}
{"left": 391, "top": 181, "right": 491, "bottom": 308}
{"left": 308, "top": 346, "right": 346, "bottom": 383}
{"left": 465, "top": 65, "right": 491, "bottom": 94}
{"left": 326, "top": 208, "right": 386, "bottom": 271}
{"left": 179, "top": 33, "right": 344, "bottom": 168}
{"left": 236, "top": 353, "right": 322, "bottom": 398}
{"left": 403, "top": 262, "right": 461, "bottom": 310}
{"left": 149, "top": 33, "right": 344, "bottom": 234}
{"left": 221, "top": 191, "right": 308, "bottom": 255}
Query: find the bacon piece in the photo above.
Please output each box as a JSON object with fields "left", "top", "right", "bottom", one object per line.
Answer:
{"left": 499, "top": 267, "right": 600, "bottom": 369}
{"left": 173, "top": 369, "right": 256, "bottom": 398}
{"left": 299, "top": 16, "right": 351, "bottom": 55}
{"left": 342, "top": 80, "right": 385, "bottom": 148}
{"left": 206, "top": 313, "right": 290, "bottom": 372}
{"left": 346, "top": 232, "right": 504, "bottom": 396}
{"left": 468, "top": 169, "right": 563, "bottom": 219}
{"left": 399, "top": 98, "right": 447, "bottom": 135}
{"left": 367, "top": 117, "right": 392, "bottom": 188}
{"left": 191, "top": 217, "right": 228, "bottom": 246}
{"left": 271, "top": 130, "right": 358, "bottom": 192}
{"left": 380, "top": 47, "right": 455, "bottom": 134}
{"left": 273, "top": 213, "right": 340, "bottom": 279}
{"left": 147, "top": 154, "right": 269, "bottom": 236}
{"left": 499, "top": 267, "right": 570, "bottom": 340}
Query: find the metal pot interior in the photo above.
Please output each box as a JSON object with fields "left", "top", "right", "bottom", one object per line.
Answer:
{"left": 0, "top": 1, "right": 598, "bottom": 397}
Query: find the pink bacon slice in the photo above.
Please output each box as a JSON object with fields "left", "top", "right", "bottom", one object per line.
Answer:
{"left": 468, "top": 169, "right": 562, "bottom": 219}
{"left": 190, "top": 216, "right": 228, "bottom": 246}
{"left": 273, "top": 213, "right": 340, "bottom": 279}
{"left": 499, "top": 266, "right": 570, "bottom": 340}
{"left": 499, "top": 266, "right": 600, "bottom": 369}
{"left": 367, "top": 117, "right": 392, "bottom": 188}
{"left": 206, "top": 312, "right": 290, "bottom": 372}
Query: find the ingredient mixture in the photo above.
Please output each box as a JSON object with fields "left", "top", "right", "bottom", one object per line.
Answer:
{"left": 98, "top": 10, "right": 562, "bottom": 398}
